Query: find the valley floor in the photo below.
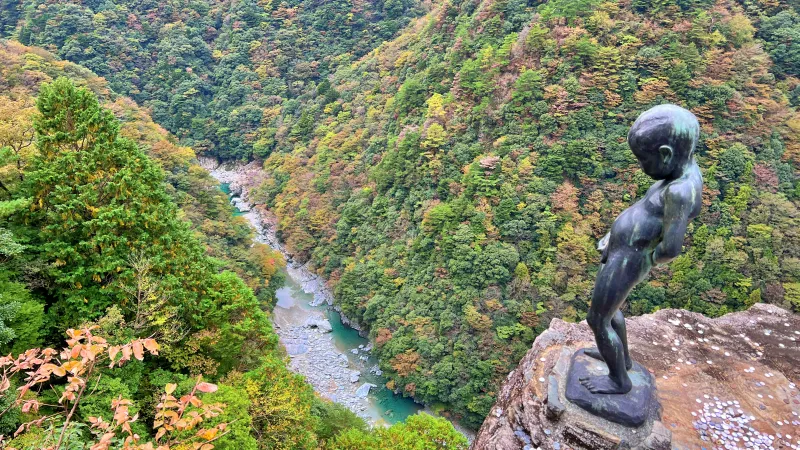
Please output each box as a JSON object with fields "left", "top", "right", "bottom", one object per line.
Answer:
{"left": 208, "top": 163, "right": 429, "bottom": 427}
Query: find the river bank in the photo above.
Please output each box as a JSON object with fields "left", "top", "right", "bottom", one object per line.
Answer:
{"left": 203, "top": 159, "right": 423, "bottom": 425}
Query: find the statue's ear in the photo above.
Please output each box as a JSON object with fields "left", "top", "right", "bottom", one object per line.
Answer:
{"left": 658, "top": 145, "right": 673, "bottom": 165}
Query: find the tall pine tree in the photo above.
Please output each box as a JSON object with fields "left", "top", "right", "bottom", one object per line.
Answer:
{"left": 24, "top": 78, "right": 209, "bottom": 331}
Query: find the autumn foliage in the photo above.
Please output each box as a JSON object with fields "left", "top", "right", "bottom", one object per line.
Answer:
{"left": 0, "top": 328, "right": 224, "bottom": 450}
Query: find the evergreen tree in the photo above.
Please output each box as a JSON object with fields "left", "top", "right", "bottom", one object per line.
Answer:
{"left": 24, "top": 78, "right": 208, "bottom": 330}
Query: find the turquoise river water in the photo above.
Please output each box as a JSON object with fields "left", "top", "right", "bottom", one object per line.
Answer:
{"left": 221, "top": 183, "right": 422, "bottom": 425}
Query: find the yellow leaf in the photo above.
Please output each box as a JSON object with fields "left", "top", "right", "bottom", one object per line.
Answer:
{"left": 165, "top": 383, "right": 177, "bottom": 395}
{"left": 198, "top": 428, "right": 218, "bottom": 440}
{"left": 61, "top": 360, "right": 82, "bottom": 373}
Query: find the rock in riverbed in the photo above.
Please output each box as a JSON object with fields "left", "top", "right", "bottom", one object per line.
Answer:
{"left": 231, "top": 197, "right": 251, "bottom": 212}
{"left": 305, "top": 317, "right": 333, "bottom": 332}
{"left": 356, "top": 383, "right": 376, "bottom": 398}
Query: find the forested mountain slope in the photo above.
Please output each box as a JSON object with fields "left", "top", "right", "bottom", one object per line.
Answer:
{"left": 4, "top": 0, "right": 800, "bottom": 431}
{"left": 3, "top": 0, "right": 422, "bottom": 159}
{"left": 244, "top": 0, "right": 800, "bottom": 427}
{"left": 0, "top": 41, "right": 465, "bottom": 449}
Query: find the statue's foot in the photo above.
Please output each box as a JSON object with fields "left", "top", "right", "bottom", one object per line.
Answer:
{"left": 579, "top": 375, "right": 632, "bottom": 394}
{"left": 583, "top": 347, "right": 633, "bottom": 371}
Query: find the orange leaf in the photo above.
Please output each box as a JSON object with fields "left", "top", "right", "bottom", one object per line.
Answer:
{"left": 121, "top": 346, "right": 132, "bottom": 363}
{"left": 143, "top": 338, "right": 160, "bottom": 354}
{"left": 132, "top": 341, "right": 144, "bottom": 361}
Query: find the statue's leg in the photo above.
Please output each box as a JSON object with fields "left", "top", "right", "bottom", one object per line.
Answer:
{"left": 580, "top": 254, "right": 641, "bottom": 394}
{"left": 584, "top": 310, "right": 632, "bottom": 370}
{"left": 612, "top": 310, "right": 632, "bottom": 370}
{"left": 582, "top": 310, "right": 632, "bottom": 394}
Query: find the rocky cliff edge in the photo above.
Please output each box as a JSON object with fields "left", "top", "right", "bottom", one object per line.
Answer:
{"left": 472, "top": 304, "right": 799, "bottom": 450}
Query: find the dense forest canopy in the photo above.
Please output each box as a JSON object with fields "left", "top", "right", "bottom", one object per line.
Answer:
{"left": 0, "top": 42, "right": 464, "bottom": 449}
{"left": 242, "top": 0, "right": 800, "bottom": 426}
{"left": 2, "top": 0, "right": 800, "bottom": 433}
{"left": 2, "top": 0, "right": 423, "bottom": 160}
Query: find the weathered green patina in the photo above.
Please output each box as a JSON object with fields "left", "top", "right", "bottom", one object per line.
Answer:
{"left": 566, "top": 104, "right": 703, "bottom": 426}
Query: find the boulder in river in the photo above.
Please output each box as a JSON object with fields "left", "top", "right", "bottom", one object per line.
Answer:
{"left": 304, "top": 317, "right": 333, "bottom": 332}
{"left": 231, "top": 197, "right": 251, "bottom": 212}
{"left": 284, "top": 342, "right": 309, "bottom": 356}
{"left": 350, "top": 371, "right": 360, "bottom": 383}
{"left": 355, "top": 383, "right": 376, "bottom": 398}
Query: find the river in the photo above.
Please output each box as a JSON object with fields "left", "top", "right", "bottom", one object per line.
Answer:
{"left": 218, "top": 182, "right": 423, "bottom": 426}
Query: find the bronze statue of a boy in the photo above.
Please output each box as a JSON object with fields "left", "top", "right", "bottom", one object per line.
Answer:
{"left": 580, "top": 104, "right": 703, "bottom": 395}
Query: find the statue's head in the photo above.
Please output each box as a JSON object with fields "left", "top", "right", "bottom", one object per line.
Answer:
{"left": 627, "top": 104, "right": 699, "bottom": 180}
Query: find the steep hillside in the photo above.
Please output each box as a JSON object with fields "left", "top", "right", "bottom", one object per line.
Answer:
{"left": 0, "top": 41, "right": 465, "bottom": 449}
{"left": 0, "top": 40, "right": 284, "bottom": 306}
{"left": 0, "top": 41, "right": 309, "bottom": 448}
{"left": 5, "top": 0, "right": 800, "bottom": 430}
{"left": 242, "top": 0, "right": 800, "bottom": 427}
{"left": 3, "top": 0, "right": 423, "bottom": 159}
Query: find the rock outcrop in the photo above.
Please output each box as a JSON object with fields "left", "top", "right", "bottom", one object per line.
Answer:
{"left": 473, "top": 304, "right": 800, "bottom": 450}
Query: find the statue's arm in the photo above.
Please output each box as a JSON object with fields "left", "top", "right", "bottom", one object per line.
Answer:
{"left": 598, "top": 232, "right": 610, "bottom": 263}
{"left": 652, "top": 185, "right": 692, "bottom": 265}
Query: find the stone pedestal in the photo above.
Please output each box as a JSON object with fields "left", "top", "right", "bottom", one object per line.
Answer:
{"left": 543, "top": 347, "right": 669, "bottom": 449}
{"left": 565, "top": 349, "right": 659, "bottom": 427}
